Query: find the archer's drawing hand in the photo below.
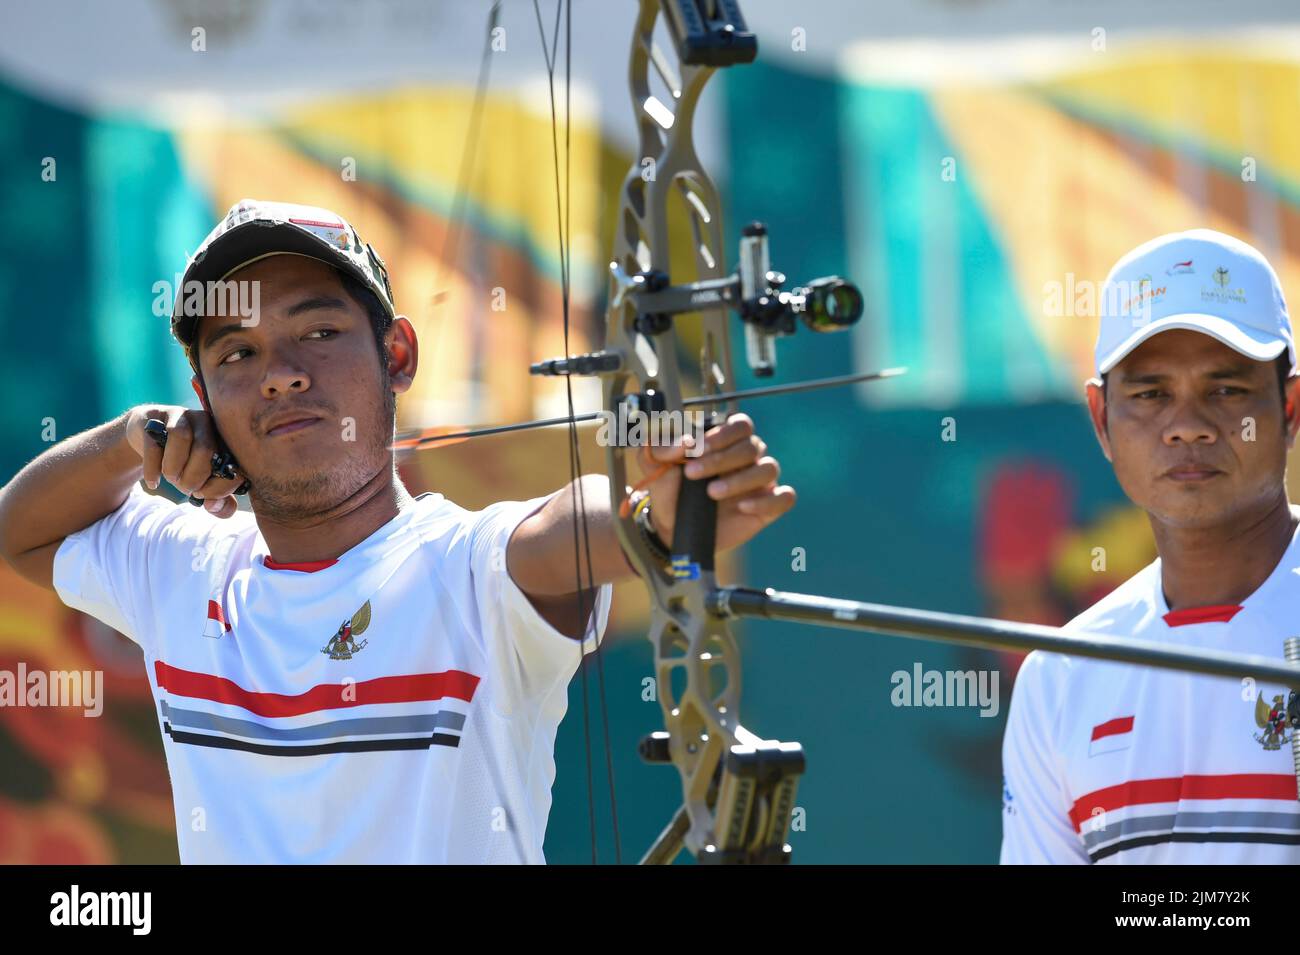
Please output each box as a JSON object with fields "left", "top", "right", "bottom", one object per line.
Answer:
{"left": 124, "top": 405, "right": 244, "bottom": 518}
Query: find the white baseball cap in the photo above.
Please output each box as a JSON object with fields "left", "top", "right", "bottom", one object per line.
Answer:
{"left": 1095, "top": 228, "right": 1295, "bottom": 376}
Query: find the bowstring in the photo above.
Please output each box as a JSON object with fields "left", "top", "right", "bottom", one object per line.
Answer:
{"left": 533, "top": 0, "right": 622, "bottom": 865}
{"left": 430, "top": 0, "right": 500, "bottom": 412}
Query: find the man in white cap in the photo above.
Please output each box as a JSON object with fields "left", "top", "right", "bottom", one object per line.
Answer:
{"left": 1001, "top": 228, "right": 1300, "bottom": 863}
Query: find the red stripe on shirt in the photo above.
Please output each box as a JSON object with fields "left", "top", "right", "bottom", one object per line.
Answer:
{"left": 1069, "top": 774, "right": 1298, "bottom": 831}
{"left": 1090, "top": 716, "right": 1134, "bottom": 741}
{"left": 1162, "top": 604, "right": 1243, "bottom": 627}
{"left": 154, "top": 661, "right": 480, "bottom": 718}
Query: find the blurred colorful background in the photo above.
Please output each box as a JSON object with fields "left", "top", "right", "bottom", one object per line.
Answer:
{"left": 2, "top": 0, "right": 1300, "bottom": 863}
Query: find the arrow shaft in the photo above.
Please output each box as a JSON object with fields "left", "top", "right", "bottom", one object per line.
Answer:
{"left": 394, "top": 367, "right": 906, "bottom": 451}
{"left": 682, "top": 367, "right": 905, "bottom": 408}
{"left": 393, "top": 411, "right": 602, "bottom": 450}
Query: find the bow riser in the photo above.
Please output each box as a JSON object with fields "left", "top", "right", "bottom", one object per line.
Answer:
{"left": 603, "top": 0, "right": 801, "bottom": 862}
{"left": 609, "top": 0, "right": 737, "bottom": 859}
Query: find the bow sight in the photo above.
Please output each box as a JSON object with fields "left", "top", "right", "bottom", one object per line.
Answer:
{"left": 534, "top": 223, "right": 863, "bottom": 383}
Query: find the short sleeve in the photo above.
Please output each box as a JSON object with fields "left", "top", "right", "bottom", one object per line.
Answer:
{"left": 468, "top": 494, "right": 613, "bottom": 703}
{"left": 1000, "top": 651, "right": 1090, "bottom": 864}
{"left": 52, "top": 483, "right": 187, "bottom": 652}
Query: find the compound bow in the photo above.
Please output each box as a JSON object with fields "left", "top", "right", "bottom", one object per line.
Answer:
{"left": 526, "top": 0, "right": 876, "bottom": 864}
{"left": 425, "top": 0, "right": 1300, "bottom": 865}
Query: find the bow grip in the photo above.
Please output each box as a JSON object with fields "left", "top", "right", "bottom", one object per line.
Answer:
{"left": 668, "top": 416, "right": 718, "bottom": 578}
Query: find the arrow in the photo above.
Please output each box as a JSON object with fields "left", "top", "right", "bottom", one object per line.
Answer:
{"left": 391, "top": 366, "right": 906, "bottom": 452}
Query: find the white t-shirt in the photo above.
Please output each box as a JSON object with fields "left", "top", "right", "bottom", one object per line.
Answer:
{"left": 1001, "top": 522, "right": 1300, "bottom": 864}
{"left": 53, "top": 483, "right": 612, "bottom": 864}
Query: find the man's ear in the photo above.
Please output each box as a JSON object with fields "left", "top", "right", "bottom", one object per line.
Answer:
{"left": 1285, "top": 373, "right": 1300, "bottom": 450}
{"left": 1085, "top": 377, "right": 1113, "bottom": 462}
{"left": 385, "top": 316, "right": 418, "bottom": 395}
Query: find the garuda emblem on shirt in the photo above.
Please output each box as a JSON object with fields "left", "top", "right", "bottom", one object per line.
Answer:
{"left": 321, "top": 601, "right": 372, "bottom": 661}
{"left": 1253, "top": 693, "right": 1292, "bottom": 750}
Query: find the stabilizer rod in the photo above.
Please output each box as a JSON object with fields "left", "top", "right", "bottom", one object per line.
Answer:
{"left": 712, "top": 587, "right": 1300, "bottom": 687}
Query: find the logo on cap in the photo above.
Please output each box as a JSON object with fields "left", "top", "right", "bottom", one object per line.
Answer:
{"left": 1123, "top": 274, "right": 1166, "bottom": 324}
{"left": 1202, "top": 265, "right": 1246, "bottom": 305}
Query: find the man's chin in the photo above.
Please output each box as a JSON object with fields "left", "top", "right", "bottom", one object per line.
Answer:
{"left": 254, "top": 437, "right": 339, "bottom": 471}
{"left": 1146, "top": 489, "right": 1243, "bottom": 531}
{"left": 246, "top": 452, "right": 386, "bottom": 504}
{"left": 246, "top": 467, "right": 341, "bottom": 502}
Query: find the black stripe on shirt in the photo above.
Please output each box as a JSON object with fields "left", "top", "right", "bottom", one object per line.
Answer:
{"left": 1091, "top": 829, "right": 1300, "bottom": 862}
{"left": 163, "top": 723, "right": 460, "bottom": 756}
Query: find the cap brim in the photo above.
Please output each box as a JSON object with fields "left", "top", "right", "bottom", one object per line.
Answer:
{"left": 1097, "top": 312, "right": 1289, "bottom": 374}
{"left": 172, "top": 220, "right": 387, "bottom": 346}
